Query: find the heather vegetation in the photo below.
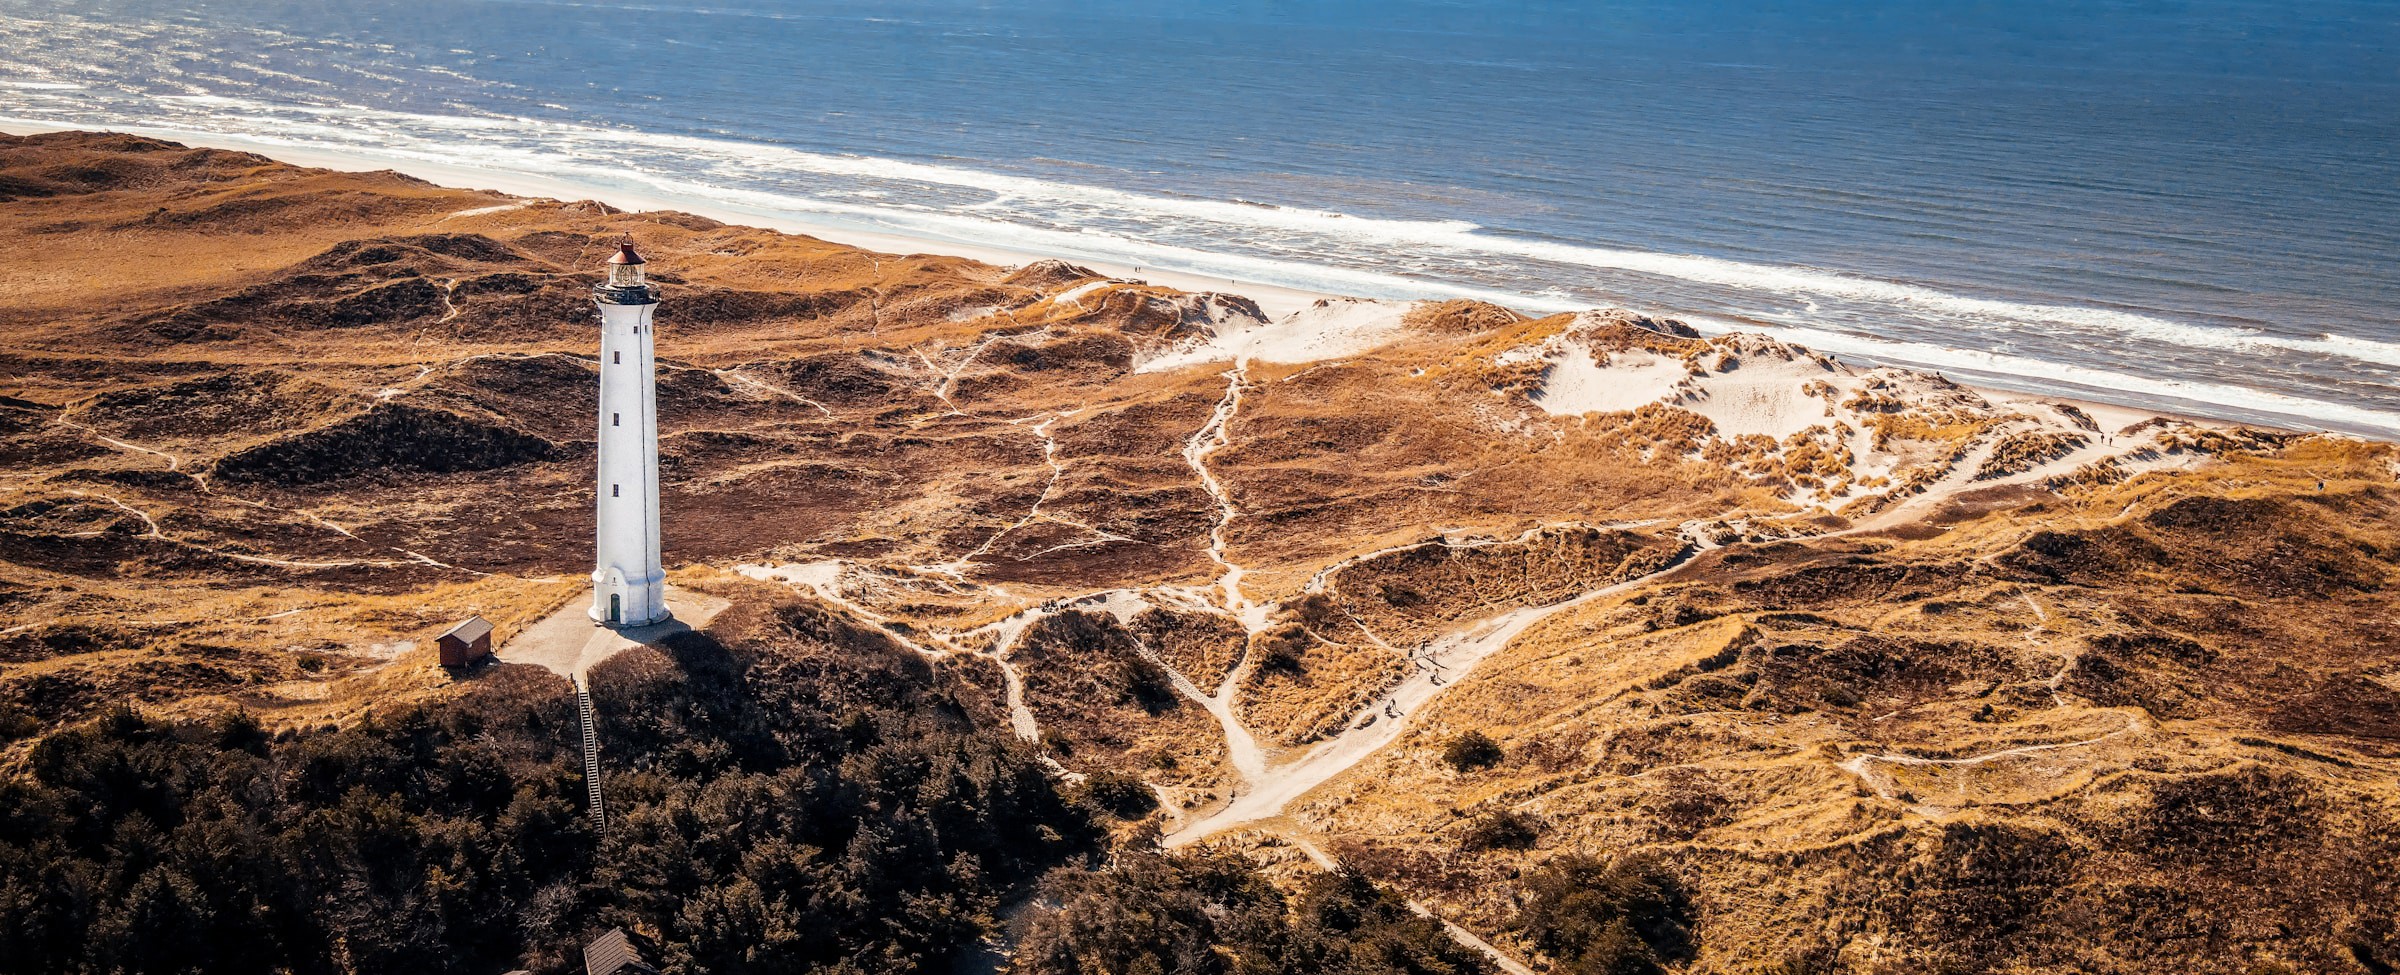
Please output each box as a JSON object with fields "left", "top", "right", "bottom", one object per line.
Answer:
{"left": 0, "top": 598, "right": 1640, "bottom": 975}
{"left": 1014, "top": 849, "right": 1495, "bottom": 975}
{"left": 1078, "top": 768, "right": 1163, "bottom": 819}
{"left": 1443, "top": 730, "right": 1505, "bottom": 771}
{"left": 0, "top": 678, "right": 594, "bottom": 974}
{"left": 1516, "top": 855, "right": 1697, "bottom": 975}
{"left": 1459, "top": 809, "right": 1543, "bottom": 852}
{"left": 0, "top": 601, "right": 1104, "bottom": 975}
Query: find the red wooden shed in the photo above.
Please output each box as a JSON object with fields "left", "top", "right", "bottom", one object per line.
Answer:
{"left": 437, "top": 615, "right": 493, "bottom": 668}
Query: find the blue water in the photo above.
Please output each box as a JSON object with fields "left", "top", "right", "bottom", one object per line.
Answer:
{"left": 4, "top": 0, "right": 2397, "bottom": 433}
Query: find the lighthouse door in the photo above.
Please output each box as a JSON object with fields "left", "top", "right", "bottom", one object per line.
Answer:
{"left": 609, "top": 594, "right": 622, "bottom": 624}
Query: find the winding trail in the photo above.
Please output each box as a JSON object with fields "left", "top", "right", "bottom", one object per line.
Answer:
{"left": 746, "top": 520, "right": 1702, "bottom": 853}
{"left": 700, "top": 352, "right": 2209, "bottom": 953}
{"left": 1132, "top": 633, "right": 1269, "bottom": 781}
{"left": 1150, "top": 415, "right": 2171, "bottom": 839}
{"left": 734, "top": 560, "right": 955, "bottom": 659}
{"left": 63, "top": 488, "right": 427, "bottom": 570}
{"left": 958, "top": 602, "right": 1055, "bottom": 746}
{"left": 209, "top": 489, "right": 478, "bottom": 574}
{"left": 1836, "top": 710, "right": 2148, "bottom": 807}
{"left": 68, "top": 490, "right": 162, "bottom": 538}
{"left": 376, "top": 364, "right": 436, "bottom": 401}
{"left": 436, "top": 277, "right": 464, "bottom": 325}
{"left": 918, "top": 409, "right": 1139, "bottom": 582}
{"left": 1169, "top": 553, "right": 1691, "bottom": 846}
{"left": 736, "top": 561, "right": 1072, "bottom": 748}
{"left": 37, "top": 357, "right": 575, "bottom": 578}
{"left": 996, "top": 657, "right": 1041, "bottom": 742}
{"left": 705, "top": 412, "right": 2146, "bottom": 961}
{"left": 924, "top": 412, "right": 1132, "bottom": 577}
{"left": 54, "top": 417, "right": 183, "bottom": 471}
{"left": 1838, "top": 583, "right": 2145, "bottom": 810}
{"left": 1849, "top": 419, "right": 2189, "bottom": 534}
{"left": 31, "top": 413, "right": 493, "bottom": 579}
{"left": 714, "top": 366, "right": 834, "bottom": 417}
{"left": 919, "top": 333, "right": 1021, "bottom": 418}
{"left": 1182, "top": 360, "right": 1267, "bottom": 629}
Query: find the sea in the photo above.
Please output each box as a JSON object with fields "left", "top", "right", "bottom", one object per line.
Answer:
{"left": 3, "top": 0, "right": 2396, "bottom": 435}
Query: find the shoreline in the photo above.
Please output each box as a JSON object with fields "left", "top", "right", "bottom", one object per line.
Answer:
{"left": 0, "top": 121, "right": 2330, "bottom": 439}
{"left": 0, "top": 120, "right": 1341, "bottom": 321}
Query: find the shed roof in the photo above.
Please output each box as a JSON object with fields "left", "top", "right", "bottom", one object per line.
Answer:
{"left": 584, "top": 928, "right": 655, "bottom": 975}
{"left": 439, "top": 614, "right": 492, "bottom": 644}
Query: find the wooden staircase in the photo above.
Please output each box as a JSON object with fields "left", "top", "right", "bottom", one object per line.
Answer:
{"left": 576, "top": 677, "right": 605, "bottom": 828}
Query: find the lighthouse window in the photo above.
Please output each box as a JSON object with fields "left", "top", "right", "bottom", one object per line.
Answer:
{"left": 613, "top": 351, "right": 621, "bottom": 364}
{"left": 612, "top": 412, "right": 621, "bottom": 427}
{"left": 612, "top": 484, "right": 620, "bottom": 497}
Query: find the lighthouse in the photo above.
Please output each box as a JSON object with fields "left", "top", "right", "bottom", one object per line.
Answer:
{"left": 590, "top": 241, "right": 669, "bottom": 627}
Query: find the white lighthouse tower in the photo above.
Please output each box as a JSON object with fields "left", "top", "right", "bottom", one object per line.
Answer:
{"left": 590, "top": 241, "right": 669, "bottom": 627}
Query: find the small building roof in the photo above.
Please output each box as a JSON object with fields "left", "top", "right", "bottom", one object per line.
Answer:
{"left": 584, "top": 928, "right": 656, "bottom": 975}
{"left": 439, "top": 614, "right": 493, "bottom": 644}
{"left": 607, "top": 241, "right": 645, "bottom": 265}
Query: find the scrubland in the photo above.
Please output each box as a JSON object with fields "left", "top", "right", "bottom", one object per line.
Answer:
{"left": 4, "top": 131, "right": 2396, "bottom": 974}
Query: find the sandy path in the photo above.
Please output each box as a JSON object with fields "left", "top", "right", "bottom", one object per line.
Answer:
{"left": 69, "top": 490, "right": 163, "bottom": 538}
{"left": 924, "top": 411, "right": 1138, "bottom": 576}
{"left": 1132, "top": 637, "right": 1268, "bottom": 781}
{"left": 60, "top": 487, "right": 434, "bottom": 571}
{"left": 207, "top": 487, "right": 478, "bottom": 573}
{"left": 435, "top": 277, "right": 464, "bottom": 325}
{"left": 53, "top": 417, "right": 183, "bottom": 471}
{"left": 1849, "top": 421, "right": 2179, "bottom": 534}
{"left": 1168, "top": 561, "right": 1684, "bottom": 845}
{"left": 734, "top": 561, "right": 954, "bottom": 656}
{"left": 930, "top": 413, "right": 1069, "bottom": 577}
{"left": 739, "top": 561, "right": 1090, "bottom": 746}
{"left": 1183, "top": 360, "right": 1266, "bottom": 628}
{"left": 919, "top": 331, "right": 1038, "bottom": 418}
{"left": 1851, "top": 434, "right": 2012, "bottom": 533}
{"left": 1836, "top": 710, "right": 2147, "bottom": 809}
{"left": 714, "top": 365, "right": 834, "bottom": 416}
{"left": 996, "top": 657, "right": 1041, "bottom": 742}
{"left": 751, "top": 518, "right": 1702, "bottom": 851}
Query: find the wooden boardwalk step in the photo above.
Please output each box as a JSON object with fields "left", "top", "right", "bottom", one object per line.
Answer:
{"left": 576, "top": 682, "right": 606, "bottom": 828}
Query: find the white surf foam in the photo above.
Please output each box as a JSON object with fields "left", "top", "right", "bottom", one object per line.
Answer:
{"left": 471, "top": 112, "right": 2400, "bottom": 369}
{"left": 1755, "top": 324, "right": 2400, "bottom": 438}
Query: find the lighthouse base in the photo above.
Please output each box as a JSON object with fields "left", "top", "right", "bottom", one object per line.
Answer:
{"left": 589, "top": 567, "right": 671, "bottom": 629}
{"left": 589, "top": 604, "right": 675, "bottom": 630}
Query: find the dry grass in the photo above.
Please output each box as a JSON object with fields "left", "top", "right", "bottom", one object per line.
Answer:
{"left": 1287, "top": 451, "right": 2400, "bottom": 970}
